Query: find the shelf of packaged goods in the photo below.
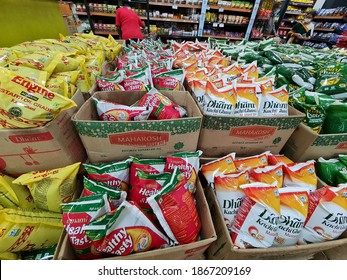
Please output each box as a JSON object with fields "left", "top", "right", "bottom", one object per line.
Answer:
{"left": 156, "top": 34, "right": 198, "bottom": 39}
{"left": 202, "top": 34, "right": 243, "bottom": 40}
{"left": 90, "top": 12, "right": 116, "bottom": 17}
{"left": 315, "top": 15, "right": 347, "bottom": 20}
{"left": 289, "top": 2, "right": 314, "bottom": 7}
{"left": 285, "top": 12, "right": 306, "bottom": 16}
{"left": 257, "top": 17, "right": 270, "bottom": 20}
{"left": 149, "top": 17, "right": 199, "bottom": 23}
{"left": 205, "top": 22, "right": 248, "bottom": 27}
{"left": 148, "top": 2, "right": 201, "bottom": 9}
{"left": 75, "top": 11, "right": 87, "bottom": 16}
{"left": 207, "top": 5, "right": 252, "bottom": 13}
{"left": 94, "top": 31, "right": 119, "bottom": 36}
{"left": 314, "top": 28, "right": 335, "bottom": 32}
{"left": 309, "top": 38, "right": 334, "bottom": 44}
{"left": 279, "top": 27, "right": 292, "bottom": 30}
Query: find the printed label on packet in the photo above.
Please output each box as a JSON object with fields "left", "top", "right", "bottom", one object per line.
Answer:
{"left": 259, "top": 86, "right": 289, "bottom": 117}
{"left": 250, "top": 163, "right": 284, "bottom": 188}
{"left": 234, "top": 84, "right": 258, "bottom": 117}
{"left": 283, "top": 160, "right": 317, "bottom": 192}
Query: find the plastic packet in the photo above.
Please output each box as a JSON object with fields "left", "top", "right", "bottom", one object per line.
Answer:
{"left": 153, "top": 69, "right": 185, "bottom": 91}
{"left": 259, "top": 86, "right": 289, "bottom": 117}
{"left": 234, "top": 152, "right": 270, "bottom": 171}
{"left": 283, "top": 160, "right": 317, "bottom": 192}
{"left": 250, "top": 163, "right": 284, "bottom": 188}
{"left": 316, "top": 157, "right": 347, "bottom": 186}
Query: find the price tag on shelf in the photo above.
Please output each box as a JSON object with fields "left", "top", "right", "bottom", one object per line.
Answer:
{"left": 213, "top": 22, "right": 218, "bottom": 27}
{"left": 206, "top": 5, "right": 210, "bottom": 10}
{"left": 172, "top": 5, "right": 178, "bottom": 10}
{"left": 219, "top": 23, "right": 224, "bottom": 28}
{"left": 219, "top": 7, "right": 224, "bottom": 12}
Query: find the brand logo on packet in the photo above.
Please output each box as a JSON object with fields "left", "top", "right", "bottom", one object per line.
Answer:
{"left": 109, "top": 131, "right": 170, "bottom": 147}
{"left": 336, "top": 142, "right": 347, "bottom": 150}
{"left": 8, "top": 132, "right": 54, "bottom": 143}
{"left": 229, "top": 126, "right": 277, "bottom": 140}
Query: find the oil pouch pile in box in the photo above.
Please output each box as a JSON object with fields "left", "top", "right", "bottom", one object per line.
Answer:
{"left": 214, "top": 170, "right": 249, "bottom": 231}
{"left": 62, "top": 194, "right": 112, "bottom": 259}
{"left": 231, "top": 182, "right": 280, "bottom": 248}
{"left": 298, "top": 186, "right": 347, "bottom": 244}
{"left": 316, "top": 158, "right": 347, "bottom": 186}
{"left": 234, "top": 152, "right": 270, "bottom": 171}
{"left": 273, "top": 187, "right": 309, "bottom": 247}
{"left": 268, "top": 154, "right": 293, "bottom": 165}
{"left": 84, "top": 201, "right": 169, "bottom": 256}
{"left": 250, "top": 163, "right": 284, "bottom": 188}
{"left": 93, "top": 98, "right": 152, "bottom": 122}
{"left": 0, "top": 208, "right": 63, "bottom": 253}
{"left": 0, "top": 174, "right": 35, "bottom": 209}
{"left": 201, "top": 152, "right": 237, "bottom": 184}
{"left": 0, "top": 67, "right": 76, "bottom": 128}
{"left": 315, "top": 62, "right": 347, "bottom": 95}
{"left": 83, "top": 159, "right": 131, "bottom": 192}
{"left": 164, "top": 151, "right": 202, "bottom": 191}
{"left": 82, "top": 177, "right": 127, "bottom": 209}
{"left": 13, "top": 162, "right": 81, "bottom": 213}
{"left": 152, "top": 69, "right": 185, "bottom": 91}
{"left": 147, "top": 168, "right": 201, "bottom": 245}
{"left": 136, "top": 88, "right": 187, "bottom": 120}
{"left": 283, "top": 160, "right": 317, "bottom": 192}
{"left": 323, "top": 104, "right": 347, "bottom": 134}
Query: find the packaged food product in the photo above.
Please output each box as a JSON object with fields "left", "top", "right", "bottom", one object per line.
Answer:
{"left": 7, "top": 65, "right": 49, "bottom": 86}
{"left": 84, "top": 201, "right": 169, "bottom": 256}
{"left": 13, "top": 162, "right": 81, "bottom": 213}
{"left": 268, "top": 154, "right": 294, "bottom": 165}
{"left": 62, "top": 194, "right": 112, "bottom": 259}
{"left": 231, "top": 182, "right": 280, "bottom": 248}
{"left": 147, "top": 168, "right": 201, "bottom": 244}
{"left": 234, "top": 84, "right": 258, "bottom": 116}
{"left": 283, "top": 160, "right": 317, "bottom": 192}
{"left": 315, "top": 62, "right": 347, "bottom": 95}
{"left": 273, "top": 187, "right": 309, "bottom": 247}
{"left": 234, "top": 152, "right": 270, "bottom": 171}
{"left": 316, "top": 157, "right": 347, "bottom": 186}
{"left": 259, "top": 86, "right": 289, "bottom": 117}
{"left": 83, "top": 159, "right": 131, "bottom": 192}
{"left": 323, "top": 104, "right": 347, "bottom": 134}
{"left": 121, "top": 71, "right": 151, "bottom": 91}
{"left": 152, "top": 69, "right": 185, "bottom": 91}
{"left": 241, "top": 61, "right": 258, "bottom": 79}
{"left": 214, "top": 170, "right": 249, "bottom": 231}
{"left": 0, "top": 48, "right": 16, "bottom": 67}
{"left": 298, "top": 186, "right": 347, "bottom": 244}
{"left": 201, "top": 152, "right": 237, "bottom": 184}
{"left": 192, "top": 80, "right": 206, "bottom": 108}
{"left": 250, "top": 163, "right": 284, "bottom": 188}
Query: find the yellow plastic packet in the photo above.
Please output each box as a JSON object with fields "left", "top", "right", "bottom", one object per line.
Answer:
{"left": 7, "top": 65, "right": 49, "bottom": 86}
{"left": 0, "top": 48, "right": 16, "bottom": 67}
{"left": 0, "top": 67, "right": 76, "bottom": 128}
{"left": 250, "top": 163, "right": 284, "bottom": 188}
{"left": 259, "top": 85, "right": 289, "bottom": 117}
{"left": 85, "top": 51, "right": 105, "bottom": 86}
{"left": 0, "top": 252, "right": 20, "bottom": 260}
{"left": 283, "top": 160, "right": 317, "bottom": 192}
{"left": 10, "top": 51, "right": 62, "bottom": 77}
{"left": 0, "top": 174, "right": 35, "bottom": 209}
{"left": 13, "top": 162, "right": 81, "bottom": 213}
{"left": 235, "top": 84, "right": 258, "bottom": 116}
{"left": 57, "top": 35, "right": 89, "bottom": 55}
{"left": 234, "top": 151, "right": 270, "bottom": 171}
{"left": 268, "top": 154, "right": 294, "bottom": 165}
{"left": 254, "top": 76, "right": 275, "bottom": 94}
{"left": 54, "top": 55, "right": 85, "bottom": 74}
{"left": 12, "top": 41, "right": 77, "bottom": 56}
{"left": 201, "top": 152, "right": 237, "bottom": 184}
{"left": 0, "top": 208, "right": 63, "bottom": 253}
{"left": 214, "top": 170, "right": 250, "bottom": 231}
{"left": 46, "top": 71, "right": 80, "bottom": 98}
{"left": 242, "top": 61, "right": 258, "bottom": 79}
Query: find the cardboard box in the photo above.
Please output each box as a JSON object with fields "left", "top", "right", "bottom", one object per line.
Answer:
{"left": 72, "top": 91, "right": 203, "bottom": 163}
{"left": 54, "top": 179, "right": 217, "bottom": 260}
{"left": 282, "top": 122, "right": 347, "bottom": 162}
{"left": 204, "top": 178, "right": 347, "bottom": 260}
{"left": 197, "top": 106, "right": 305, "bottom": 158}
{"left": 0, "top": 91, "right": 87, "bottom": 176}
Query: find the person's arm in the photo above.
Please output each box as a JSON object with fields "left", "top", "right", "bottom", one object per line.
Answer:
{"left": 115, "top": 9, "right": 122, "bottom": 38}
{"left": 287, "top": 23, "right": 303, "bottom": 39}
{"left": 138, "top": 17, "right": 145, "bottom": 28}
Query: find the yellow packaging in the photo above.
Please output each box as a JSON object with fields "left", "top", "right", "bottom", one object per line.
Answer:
{"left": 283, "top": 160, "right": 317, "bottom": 192}
{"left": 46, "top": 71, "right": 80, "bottom": 98}
{"left": 234, "top": 151, "right": 270, "bottom": 171}
{"left": 0, "top": 48, "right": 16, "bottom": 67}
{"left": 85, "top": 51, "right": 105, "bottom": 86}
{"left": 7, "top": 65, "right": 49, "bottom": 86}
{"left": 11, "top": 41, "right": 77, "bottom": 56}
{"left": 201, "top": 152, "right": 237, "bottom": 184}
{"left": 235, "top": 84, "right": 258, "bottom": 116}
{"left": 13, "top": 162, "right": 81, "bottom": 213}
{"left": 250, "top": 163, "right": 284, "bottom": 188}
{"left": 0, "top": 252, "right": 20, "bottom": 260}
{"left": 54, "top": 55, "right": 85, "bottom": 74}
{"left": 57, "top": 35, "right": 89, "bottom": 55}
{"left": 0, "top": 174, "right": 35, "bottom": 209}
{"left": 242, "top": 61, "right": 258, "bottom": 79}
{"left": 0, "top": 208, "right": 63, "bottom": 253}
{"left": 0, "top": 67, "right": 76, "bottom": 128}
{"left": 259, "top": 85, "right": 289, "bottom": 117}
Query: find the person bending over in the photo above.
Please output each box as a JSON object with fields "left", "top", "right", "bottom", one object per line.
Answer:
{"left": 116, "top": 6, "right": 145, "bottom": 43}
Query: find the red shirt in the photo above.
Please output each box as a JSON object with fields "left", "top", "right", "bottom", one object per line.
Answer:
{"left": 116, "top": 7, "right": 145, "bottom": 40}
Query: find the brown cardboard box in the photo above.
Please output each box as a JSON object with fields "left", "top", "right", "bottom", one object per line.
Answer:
{"left": 0, "top": 91, "right": 87, "bottom": 176}
{"left": 204, "top": 177, "right": 347, "bottom": 260}
{"left": 197, "top": 107, "right": 305, "bottom": 158}
{"left": 72, "top": 91, "right": 203, "bottom": 163}
{"left": 54, "top": 179, "right": 217, "bottom": 260}
{"left": 282, "top": 123, "right": 347, "bottom": 162}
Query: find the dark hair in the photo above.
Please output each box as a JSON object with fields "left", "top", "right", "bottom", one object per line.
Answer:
{"left": 273, "top": 2, "right": 282, "bottom": 10}
{"left": 306, "top": 9, "right": 317, "bottom": 18}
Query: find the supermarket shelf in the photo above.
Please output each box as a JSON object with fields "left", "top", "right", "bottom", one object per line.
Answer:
{"left": 207, "top": 5, "right": 252, "bottom": 13}
{"left": 90, "top": 12, "right": 116, "bottom": 17}
{"left": 202, "top": 34, "right": 243, "bottom": 40}
{"left": 309, "top": 37, "right": 334, "bottom": 44}
{"left": 279, "top": 27, "right": 291, "bottom": 30}
{"left": 289, "top": 2, "right": 314, "bottom": 7}
{"left": 149, "top": 17, "right": 199, "bottom": 23}
{"left": 315, "top": 15, "right": 347, "bottom": 20}
{"left": 205, "top": 21, "right": 248, "bottom": 27}
{"left": 75, "top": 11, "right": 87, "bottom": 16}
{"left": 314, "top": 28, "right": 335, "bottom": 32}
{"left": 156, "top": 34, "right": 198, "bottom": 40}
{"left": 148, "top": 2, "right": 201, "bottom": 9}
{"left": 95, "top": 31, "right": 119, "bottom": 35}
{"left": 285, "top": 11, "right": 306, "bottom": 16}
{"left": 257, "top": 17, "right": 270, "bottom": 20}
